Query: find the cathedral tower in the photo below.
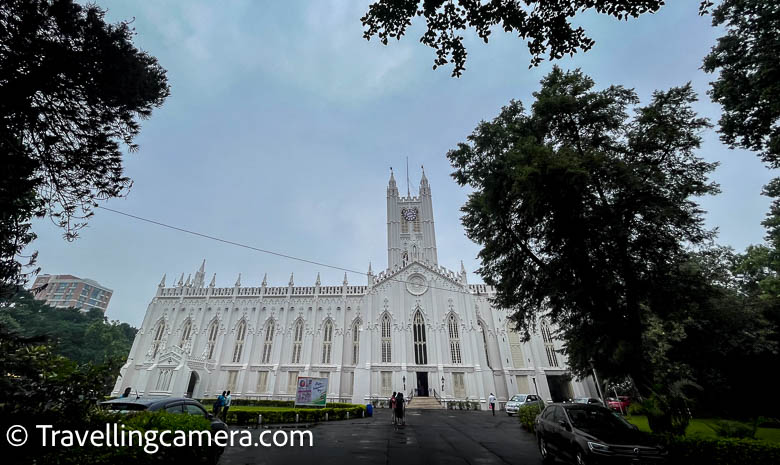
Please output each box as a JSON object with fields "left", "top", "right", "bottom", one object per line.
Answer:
{"left": 387, "top": 167, "right": 438, "bottom": 268}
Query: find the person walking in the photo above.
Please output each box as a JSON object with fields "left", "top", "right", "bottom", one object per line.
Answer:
{"left": 395, "top": 392, "right": 405, "bottom": 426}
{"left": 214, "top": 391, "right": 226, "bottom": 418}
{"left": 488, "top": 393, "right": 496, "bottom": 416}
{"left": 390, "top": 392, "right": 397, "bottom": 425}
{"left": 222, "top": 391, "right": 232, "bottom": 421}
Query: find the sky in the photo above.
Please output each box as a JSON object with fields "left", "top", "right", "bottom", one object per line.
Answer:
{"left": 26, "top": 1, "right": 776, "bottom": 327}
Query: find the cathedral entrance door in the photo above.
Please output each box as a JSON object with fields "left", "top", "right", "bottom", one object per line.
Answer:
{"left": 416, "top": 372, "right": 429, "bottom": 397}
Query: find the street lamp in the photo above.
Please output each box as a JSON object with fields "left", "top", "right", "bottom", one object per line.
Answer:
{"left": 441, "top": 376, "right": 445, "bottom": 392}
{"left": 402, "top": 375, "right": 406, "bottom": 392}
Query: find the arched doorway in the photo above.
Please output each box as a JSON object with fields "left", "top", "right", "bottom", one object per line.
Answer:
{"left": 186, "top": 371, "right": 199, "bottom": 398}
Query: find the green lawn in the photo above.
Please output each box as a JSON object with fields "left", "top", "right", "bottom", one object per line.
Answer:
{"left": 626, "top": 415, "right": 780, "bottom": 443}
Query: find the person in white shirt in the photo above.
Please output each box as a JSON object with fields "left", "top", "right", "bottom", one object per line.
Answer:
{"left": 488, "top": 393, "right": 496, "bottom": 416}
{"left": 222, "top": 391, "right": 232, "bottom": 421}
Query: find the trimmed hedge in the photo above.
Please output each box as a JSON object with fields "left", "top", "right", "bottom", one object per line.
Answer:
{"left": 666, "top": 436, "right": 780, "bottom": 465}
{"left": 221, "top": 404, "right": 367, "bottom": 425}
{"left": 199, "top": 398, "right": 296, "bottom": 408}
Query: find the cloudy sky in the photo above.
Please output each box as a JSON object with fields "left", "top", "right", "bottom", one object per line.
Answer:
{"left": 27, "top": 1, "right": 774, "bottom": 327}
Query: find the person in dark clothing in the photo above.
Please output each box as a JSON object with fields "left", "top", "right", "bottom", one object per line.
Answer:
{"left": 213, "top": 391, "right": 226, "bottom": 417}
{"left": 394, "top": 392, "right": 405, "bottom": 426}
{"left": 222, "top": 390, "right": 232, "bottom": 421}
{"left": 120, "top": 387, "right": 132, "bottom": 398}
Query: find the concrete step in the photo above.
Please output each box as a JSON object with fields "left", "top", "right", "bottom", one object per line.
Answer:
{"left": 406, "top": 397, "right": 444, "bottom": 409}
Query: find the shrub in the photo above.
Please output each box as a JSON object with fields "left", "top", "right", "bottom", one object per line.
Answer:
{"left": 709, "top": 420, "right": 756, "bottom": 439}
{"left": 518, "top": 403, "right": 543, "bottom": 431}
{"left": 222, "top": 404, "right": 366, "bottom": 425}
{"left": 667, "top": 436, "right": 780, "bottom": 465}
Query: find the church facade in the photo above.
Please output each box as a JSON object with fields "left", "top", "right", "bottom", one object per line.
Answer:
{"left": 112, "top": 170, "right": 597, "bottom": 407}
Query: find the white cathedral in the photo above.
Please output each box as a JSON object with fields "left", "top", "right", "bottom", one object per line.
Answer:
{"left": 112, "top": 169, "right": 598, "bottom": 408}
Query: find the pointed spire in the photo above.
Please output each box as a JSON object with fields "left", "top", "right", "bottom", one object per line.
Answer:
{"left": 235, "top": 273, "right": 241, "bottom": 287}
{"left": 199, "top": 259, "right": 205, "bottom": 273}
{"left": 159, "top": 274, "right": 166, "bottom": 287}
{"left": 178, "top": 273, "right": 184, "bottom": 287}
{"left": 343, "top": 272, "right": 349, "bottom": 286}
{"left": 420, "top": 165, "right": 430, "bottom": 195}
{"left": 315, "top": 272, "right": 321, "bottom": 286}
{"left": 387, "top": 167, "right": 398, "bottom": 196}
{"left": 185, "top": 274, "right": 192, "bottom": 286}
{"left": 368, "top": 261, "right": 373, "bottom": 275}
{"left": 460, "top": 260, "right": 466, "bottom": 274}
{"left": 289, "top": 273, "right": 294, "bottom": 287}
{"left": 262, "top": 273, "right": 267, "bottom": 287}
{"left": 209, "top": 273, "right": 216, "bottom": 287}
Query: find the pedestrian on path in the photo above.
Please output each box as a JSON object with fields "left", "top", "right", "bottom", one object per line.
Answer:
{"left": 390, "top": 392, "right": 397, "bottom": 425}
{"left": 214, "top": 391, "right": 226, "bottom": 418}
{"left": 488, "top": 393, "right": 496, "bottom": 416}
{"left": 222, "top": 390, "right": 232, "bottom": 421}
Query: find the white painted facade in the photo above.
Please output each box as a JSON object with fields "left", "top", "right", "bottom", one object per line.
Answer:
{"left": 112, "top": 170, "right": 597, "bottom": 407}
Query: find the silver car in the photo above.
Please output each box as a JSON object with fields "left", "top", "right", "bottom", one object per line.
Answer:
{"left": 504, "top": 393, "right": 543, "bottom": 415}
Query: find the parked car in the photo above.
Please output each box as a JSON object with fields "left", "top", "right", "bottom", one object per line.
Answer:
{"left": 534, "top": 403, "right": 666, "bottom": 464}
{"left": 607, "top": 396, "right": 631, "bottom": 414}
{"left": 505, "top": 393, "right": 544, "bottom": 416}
{"left": 572, "top": 397, "right": 604, "bottom": 406}
{"left": 100, "top": 396, "right": 227, "bottom": 463}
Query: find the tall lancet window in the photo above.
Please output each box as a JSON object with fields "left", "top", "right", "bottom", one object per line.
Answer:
{"left": 261, "top": 320, "right": 275, "bottom": 364}
{"left": 448, "top": 314, "right": 462, "bottom": 364}
{"left": 413, "top": 310, "right": 427, "bottom": 365}
{"left": 541, "top": 323, "right": 559, "bottom": 367}
{"left": 179, "top": 319, "right": 192, "bottom": 348}
{"left": 321, "top": 320, "right": 333, "bottom": 364}
{"left": 206, "top": 320, "right": 219, "bottom": 360}
{"left": 478, "top": 321, "right": 492, "bottom": 369}
{"left": 291, "top": 319, "right": 304, "bottom": 364}
{"left": 231, "top": 320, "right": 247, "bottom": 363}
{"left": 380, "top": 314, "right": 392, "bottom": 363}
{"left": 507, "top": 323, "right": 525, "bottom": 368}
{"left": 351, "top": 319, "right": 361, "bottom": 365}
{"left": 150, "top": 321, "right": 166, "bottom": 359}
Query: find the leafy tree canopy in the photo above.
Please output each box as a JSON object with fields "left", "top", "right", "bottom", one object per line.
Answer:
{"left": 703, "top": 0, "right": 780, "bottom": 168}
{"left": 0, "top": 0, "right": 169, "bottom": 297}
{"left": 360, "top": 1, "right": 716, "bottom": 77}
{"left": 0, "top": 290, "right": 137, "bottom": 366}
{"left": 448, "top": 67, "right": 719, "bottom": 395}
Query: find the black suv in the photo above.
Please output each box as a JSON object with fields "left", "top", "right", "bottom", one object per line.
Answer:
{"left": 534, "top": 403, "right": 666, "bottom": 464}
{"left": 100, "top": 396, "right": 228, "bottom": 463}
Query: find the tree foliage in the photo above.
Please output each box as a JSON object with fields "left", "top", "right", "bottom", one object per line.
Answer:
{"left": 0, "top": 290, "right": 137, "bottom": 366}
{"left": 0, "top": 0, "right": 169, "bottom": 297}
{"left": 702, "top": 0, "right": 780, "bottom": 168}
{"left": 448, "top": 67, "right": 719, "bottom": 395}
{"left": 361, "top": 1, "right": 679, "bottom": 77}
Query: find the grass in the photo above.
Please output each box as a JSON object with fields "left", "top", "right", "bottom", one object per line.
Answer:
{"left": 625, "top": 415, "right": 780, "bottom": 443}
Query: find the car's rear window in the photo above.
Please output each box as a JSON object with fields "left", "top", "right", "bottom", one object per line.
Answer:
{"left": 101, "top": 403, "right": 147, "bottom": 412}
{"left": 567, "top": 408, "right": 630, "bottom": 430}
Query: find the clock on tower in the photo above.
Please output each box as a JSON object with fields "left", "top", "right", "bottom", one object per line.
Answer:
{"left": 401, "top": 207, "right": 418, "bottom": 222}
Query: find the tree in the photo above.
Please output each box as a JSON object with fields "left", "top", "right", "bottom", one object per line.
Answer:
{"left": 447, "top": 67, "right": 718, "bottom": 396}
{"left": 702, "top": 0, "right": 780, "bottom": 168}
{"left": 361, "top": 1, "right": 680, "bottom": 77}
{"left": 0, "top": 0, "right": 169, "bottom": 297}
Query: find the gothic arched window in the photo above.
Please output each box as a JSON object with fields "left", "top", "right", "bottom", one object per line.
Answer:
{"left": 541, "top": 323, "right": 559, "bottom": 367}
{"left": 380, "top": 314, "right": 392, "bottom": 363}
{"left": 206, "top": 320, "right": 219, "bottom": 360}
{"left": 231, "top": 320, "right": 247, "bottom": 363}
{"left": 150, "top": 320, "right": 166, "bottom": 359}
{"left": 291, "top": 319, "right": 304, "bottom": 364}
{"left": 413, "top": 310, "right": 427, "bottom": 365}
{"left": 261, "top": 319, "right": 275, "bottom": 364}
{"left": 179, "top": 319, "right": 192, "bottom": 347}
{"left": 321, "top": 320, "right": 333, "bottom": 364}
{"left": 351, "top": 319, "right": 361, "bottom": 365}
{"left": 448, "top": 314, "right": 462, "bottom": 364}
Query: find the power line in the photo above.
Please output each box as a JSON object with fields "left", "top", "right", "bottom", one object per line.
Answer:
{"left": 96, "top": 205, "right": 479, "bottom": 296}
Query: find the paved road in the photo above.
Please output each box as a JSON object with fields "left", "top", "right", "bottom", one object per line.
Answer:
{"left": 221, "top": 408, "right": 543, "bottom": 465}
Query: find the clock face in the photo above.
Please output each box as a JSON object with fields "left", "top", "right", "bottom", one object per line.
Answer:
{"left": 402, "top": 208, "right": 418, "bottom": 222}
